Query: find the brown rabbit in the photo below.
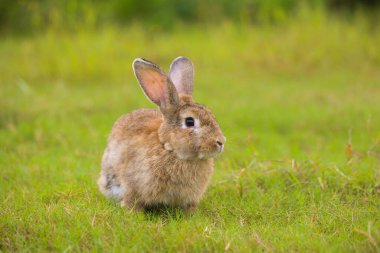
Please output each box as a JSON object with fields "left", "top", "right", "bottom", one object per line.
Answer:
{"left": 98, "top": 57, "right": 225, "bottom": 213}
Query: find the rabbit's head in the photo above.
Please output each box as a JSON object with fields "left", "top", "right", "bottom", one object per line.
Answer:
{"left": 133, "top": 57, "right": 225, "bottom": 160}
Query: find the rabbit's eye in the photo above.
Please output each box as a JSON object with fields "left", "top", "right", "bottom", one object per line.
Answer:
{"left": 185, "top": 117, "right": 195, "bottom": 127}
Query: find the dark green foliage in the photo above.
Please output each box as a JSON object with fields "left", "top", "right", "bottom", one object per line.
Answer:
{"left": 0, "top": 0, "right": 379, "bottom": 33}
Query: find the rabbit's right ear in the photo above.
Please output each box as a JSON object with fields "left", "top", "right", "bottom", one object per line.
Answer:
{"left": 133, "top": 58, "right": 179, "bottom": 117}
{"left": 169, "top": 56, "right": 194, "bottom": 96}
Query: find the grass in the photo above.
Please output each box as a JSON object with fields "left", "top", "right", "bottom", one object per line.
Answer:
{"left": 1, "top": 11, "right": 380, "bottom": 252}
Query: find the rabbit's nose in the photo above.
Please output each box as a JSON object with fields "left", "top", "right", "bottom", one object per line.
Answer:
{"left": 216, "top": 140, "right": 224, "bottom": 147}
{"left": 216, "top": 136, "right": 226, "bottom": 146}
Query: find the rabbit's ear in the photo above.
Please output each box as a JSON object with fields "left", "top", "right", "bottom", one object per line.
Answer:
{"left": 133, "top": 58, "right": 179, "bottom": 116}
{"left": 169, "top": 56, "right": 194, "bottom": 96}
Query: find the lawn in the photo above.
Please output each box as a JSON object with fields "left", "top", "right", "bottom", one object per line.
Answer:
{"left": 1, "top": 12, "right": 380, "bottom": 252}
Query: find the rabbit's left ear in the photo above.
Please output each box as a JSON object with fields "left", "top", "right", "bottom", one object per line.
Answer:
{"left": 133, "top": 58, "right": 179, "bottom": 118}
{"left": 169, "top": 56, "right": 194, "bottom": 96}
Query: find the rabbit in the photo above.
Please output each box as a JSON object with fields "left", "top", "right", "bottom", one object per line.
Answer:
{"left": 97, "top": 56, "right": 226, "bottom": 213}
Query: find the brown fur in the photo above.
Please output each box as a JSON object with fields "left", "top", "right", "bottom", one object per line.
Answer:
{"left": 97, "top": 57, "right": 225, "bottom": 213}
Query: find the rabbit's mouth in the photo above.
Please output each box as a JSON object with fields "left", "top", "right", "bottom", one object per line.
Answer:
{"left": 172, "top": 146, "right": 223, "bottom": 160}
{"left": 197, "top": 150, "right": 222, "bottom": 159}
{"left": 197, "top": 145, "right": 224, "bottom": 159}
{"left": 195, "top": 135, "right": 226, "bottom": 159}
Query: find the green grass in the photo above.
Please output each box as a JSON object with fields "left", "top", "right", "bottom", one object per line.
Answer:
{"left": 1, "top": 12, "right": 380, "bottom": 252}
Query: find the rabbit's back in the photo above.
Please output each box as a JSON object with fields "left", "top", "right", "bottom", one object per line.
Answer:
{"left": 109, "top": 109, "right": 163, "bottom": 141}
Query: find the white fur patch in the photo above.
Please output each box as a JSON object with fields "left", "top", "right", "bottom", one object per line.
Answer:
{"left": 105, "top": 141, "right": 123, "bottom": 165}
{"left": 108, "top": 185, "right": 124, "bottom": 199}
{"left": 164, "top": 142, "right": 173, "bottom": 151}
{"left": 98, "top": 173, "right": 125, "bottom": 200}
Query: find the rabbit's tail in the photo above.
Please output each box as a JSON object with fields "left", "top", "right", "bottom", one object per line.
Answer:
{"left": 97, "top": 171, "right": 125, "bottom": 200}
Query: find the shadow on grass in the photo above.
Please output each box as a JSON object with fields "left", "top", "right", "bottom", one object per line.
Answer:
{"left": 142, "top": 205, "right": 188, "bottom": 221}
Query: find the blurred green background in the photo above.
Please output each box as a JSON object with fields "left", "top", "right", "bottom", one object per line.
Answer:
{"left": 1, "top": 0, "right": 380, "bottom": 33}
{"left": 1, "top": 1, "right": 380, "bottom": 252}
